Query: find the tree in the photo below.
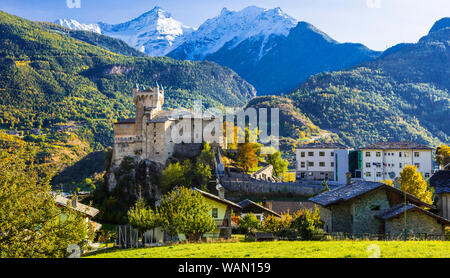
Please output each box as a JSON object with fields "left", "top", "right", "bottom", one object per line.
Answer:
{"left": 238, "top": 213, "right": 261, "bottom": 235}
{"left": 157, "top": 187, "right": 215, "bottom": 241}
{"left": 400, "top": 165, "right": 433, "bottom": 205}
{"left": 160, "top": 162, "right": 186, "bottom": 191}
{"left": 262, "top": 212, "right": 293, "bottom": 236}
{"left": 237, "top": 143, "right": 259, "bottom": 172}
{"left": 127, "top": 198, "right": 158, "bottom": 235}
{"left": 291, "top": 207, "right": 323, "bottom": 240}
{"left": 267, "top": 151, "right": 288, "bottom": 177}
{"left": 380, "top": 179, "right": 393, "bottom": 187}
{"left": 0, "top": 149, "right": 94, "bottom": 258}
{"left": 435, "top": 145, "right": 450, "bottom": 168}
{"left": 197, "top": 142, "right": 214, "bottom": 167}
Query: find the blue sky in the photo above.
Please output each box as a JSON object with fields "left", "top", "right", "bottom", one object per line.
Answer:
{"left": 1, "top": 0, "right": 449, "bottom": 51}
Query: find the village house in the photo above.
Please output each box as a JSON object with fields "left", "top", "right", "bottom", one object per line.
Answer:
{"left": 112, "top": 84, "right": 224, "bottom": 166}
{"left": 54, "top": 194, "right": 102, "bottom": 232}
{"left": 309, "top": 181, "right": 450, "bottom": 236}
{"left": 236, "top": 199, "right": 280, "bottom": 223}
{"left": 295, "top": 142, "right": 350, "bottom": 184}
{"left": 360, "top": 142, "right": 433, "bottom": 182}
{"left": 191, "top": 187, "right": 241, "bottom": 239}
{"left": 430, "top": 170, "right": 450, "bottom": 220}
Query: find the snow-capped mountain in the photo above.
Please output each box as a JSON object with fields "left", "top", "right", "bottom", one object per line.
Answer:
{"left": 169, "top": 6, "right": 298, "bottom": 60}
{"left": 54, "top": 19, "right": 101, "bottom": 34}
{"left": 55, "top": 7, "right": 193, "bottom": 56}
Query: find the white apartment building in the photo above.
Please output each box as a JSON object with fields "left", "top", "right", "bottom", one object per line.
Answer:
{"left": 360, "top": 142, "right": 433, "bottom": 182}
{"left": 296, "top": 143, "right": 350, "bottom": 184}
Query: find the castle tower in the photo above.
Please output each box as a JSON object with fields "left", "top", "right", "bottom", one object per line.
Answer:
{"left": 133, "top": 83, "right": 164, "bottom": 136}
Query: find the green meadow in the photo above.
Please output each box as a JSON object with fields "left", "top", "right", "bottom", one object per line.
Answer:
{"left": 86, "top": 241, "right": 450, "bottom": 258}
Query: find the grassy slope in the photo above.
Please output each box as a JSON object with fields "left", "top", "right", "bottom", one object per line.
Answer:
{"left": 86, "top": 241, "right": 450, "bottom": 258}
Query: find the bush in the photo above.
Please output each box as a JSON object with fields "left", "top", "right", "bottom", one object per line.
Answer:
{"left": 238, "top": 213, "right": 261, "bottom": 235}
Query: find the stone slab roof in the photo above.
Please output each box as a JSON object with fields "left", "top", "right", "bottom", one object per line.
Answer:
{"left": 360, "top": 141, "right": 432, "bottom": 150}
{"left": 309, "top": 181, "right": 434, "bottom": 209}
{"left": 297, "top": 142, "right": 349, "bottom": 149}
{"left": 116, "top": 118, "right": 135, "bottom": 124}
{"left": 54, "top": 195, "right": 99, "bottom": 218}
{"left": 429, "top": 170, "right": 450, "bottom": 194}
{"left": 237, "top": 199, "right": 281, "bottom": 217}
{"left": 193, "top": 188, "right": 242, "bottom": 210}
{"left": 268, "top": 201, "right": 317, "bottom": 215}
{"left": 375, "top": 203, "right": 450, "bottom": 226}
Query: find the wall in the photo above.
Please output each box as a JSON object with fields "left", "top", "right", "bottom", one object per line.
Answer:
{"left": 437, "top": 193, "right": 450, "bottom": 220}
{"left": 385, "top": 210, "right": 445, "bottom": 236}
{"left": 351, "top": 189, "right": 390, "bottom": 234}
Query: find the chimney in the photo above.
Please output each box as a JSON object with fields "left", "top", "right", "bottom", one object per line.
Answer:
{"left": 71, "top": 194, "right": 78, "bottom": 208}
{"left": 216, "top": 183, "right": 225, "bottom": 199}
{"left": 263, "top": 198, "right": 273, "bottom": 210}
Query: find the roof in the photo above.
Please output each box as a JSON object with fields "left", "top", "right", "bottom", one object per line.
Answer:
{"left": 429, "top": 170, "right": 450, "bottom": 194}
{"left": 237, "top": 199, "right": 280, "bottom": 217}
{"left": 309, "top": 181, "right": 434, "bottom": 209}
{"left": 54, "top": 195, "right": 99, "bottom": 218}
{"left": 193, "top": 188, "right": 242, "bottom": 210}
{"left": 360, "top": 141, "right": 432, "bottom": 150}
{"left": 375, "top": 203, "right": 450, "bottom": 226}
{"left": 115, "top": 118, "right": 135, "bottom": 124}
{"left": 297, "top": 142, "right": 349, "bottom": 149}
{"left": 268, "top": 201, "right": 317, "bottom": 215}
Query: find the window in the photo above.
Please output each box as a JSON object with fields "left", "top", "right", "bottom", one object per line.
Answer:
{"left": 211, "top": 208, "right": 218, "bottom": 218}
{"left": 301, "top": 152, "right": 305, "bottom": 158}
{"left": 425, "top": 173, "right": 430, "bottom": 178}
{"left": 376, "top": 172, "right": 382, "bottom": 177}
{"left": 308, "top": 152, "right": 314, "bottom": 157}
{"left": 366, "top": 162, "right": 371, "bottom": 168}
{"left": 319, "top": 162, "right": 325, "bottom": 167}
{"left": 414, "top": 152, "right": 420, "bottom": 157}
{"left": 399, "top": 163, "right": 402, "bottom": 168}
{"left": 366, "top": 152, "right": 371, "bottom": 157}
{"left": 414, "top": 163, "right": 420, "bottom": 168}
{"left": 376, "top": 163, "right": 381, "bottom": 168}
{"left": 319, "top": 151, "right": 325, "bottom": 157}
{"left": 376, "top": 152, "right": 381, "bottom": 157}
{"left": 370, "top": 205, "right": 381, "bottom": 211}
{"left": 308, "top": 162, "right": 314, "bottom": 167}
{"left": 300, "top": 162, "right": 305, "bottom": 168}
{"left": 404, "top": 152, "right": 409, "bottom": 157}
{"left": 366, "top": 172, "right": 371, "bottom": 177}
{"left": 399, "top": 152, "right": 402, "bottom": 157}
{"left": 330, "top": 152, "right": 334, "bottom": 156}
{"left": 330, "top": 162, "right": 334, "bottom": 167}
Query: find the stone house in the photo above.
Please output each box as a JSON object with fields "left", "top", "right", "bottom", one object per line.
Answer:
{"left": 430, "top": 170, "right": 450, "bottom": 219}
{"left": 309, "top": 181, "right": 450, "bottom": 236}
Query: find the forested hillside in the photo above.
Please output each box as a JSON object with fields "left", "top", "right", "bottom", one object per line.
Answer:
{"left": 0, "top": 11, "right": 256, "bottom": 150}
{"left": 287, "top": 18, "right": 450, "bottom": 147}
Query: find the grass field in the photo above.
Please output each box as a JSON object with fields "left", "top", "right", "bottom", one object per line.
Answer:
{"left": 86, "top": 241, "right": 450, "bottom": 258}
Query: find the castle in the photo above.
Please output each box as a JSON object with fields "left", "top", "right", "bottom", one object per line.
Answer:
{"left": 112, "top": 84, "right": 224, "bottom": 166}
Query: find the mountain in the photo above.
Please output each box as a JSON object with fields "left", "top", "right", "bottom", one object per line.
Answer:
{"left": 55, "top": 6, "right": 193, "bottom": 56}
{"left": 286, "top": 18, "right": 450, "bottom": 147}
{"left": 0, "top": 10, "right": 256, "bottom": 152}
{"left": 54, "top": 18, "right": 101, "bottom": 34}
{"left": 168, "top": 6, "right": 380, "bottom": 94}
{"left": 169, "top": 6, "right": 297, "bottom": 60}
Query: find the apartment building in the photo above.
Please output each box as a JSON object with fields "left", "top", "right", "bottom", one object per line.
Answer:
{"left": 296, "top": 142, "right": 350, "bottom": 184}
{"left": 360, "top": 142, "right": 433, "bottom": 182}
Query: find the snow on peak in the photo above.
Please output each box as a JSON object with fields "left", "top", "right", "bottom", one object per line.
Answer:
{"left": 54, "top": 19, "right": 101, "bottom": 34}
{"left": 178, "top": 6, "right": 298, "bottom": 59}
{"left": 97, "top": 6, "right": 193, "bottom": 56}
